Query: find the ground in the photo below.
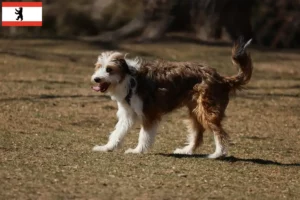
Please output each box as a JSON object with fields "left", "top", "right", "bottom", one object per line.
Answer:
{"left": 0, "top": 39, "right": 299, "bottom": 200}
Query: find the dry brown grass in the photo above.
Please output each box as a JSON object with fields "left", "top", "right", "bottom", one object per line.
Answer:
{"left": 0, "top": 39, "right": 300, "bottom": 200}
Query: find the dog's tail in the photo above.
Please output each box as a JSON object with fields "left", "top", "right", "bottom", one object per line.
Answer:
{"left": 225, "top": 37, "right": 253, "bottom": 91}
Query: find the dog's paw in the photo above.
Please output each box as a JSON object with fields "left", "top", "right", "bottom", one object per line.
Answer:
{"left": 207, "top": 152, "right": 226, "bottom": 159}
{"left": 173, "top": 148, "right": 193, "bottom": 155}
{"left": 92, "top": 145, "right": 112, "bottom": 152}
{"left": 125, "top": 148, "right": 143, "bottom": 154}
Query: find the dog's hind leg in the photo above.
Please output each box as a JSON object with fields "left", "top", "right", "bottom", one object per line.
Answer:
{"left": 125, "top": 120, "right": 159, "bottom": 154}
{"left": 207, "top": 124, "right": 229, "bottom": 159}
{"left": 194, "top": 85, "right": 230, "bottom": 159}
{"left": 173, "top": 113, "right": 205, "bottom": 155}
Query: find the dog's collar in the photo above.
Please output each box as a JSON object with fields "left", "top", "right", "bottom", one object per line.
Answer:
{"left": 125, "top": 78, "right": 136, "bottom": 105}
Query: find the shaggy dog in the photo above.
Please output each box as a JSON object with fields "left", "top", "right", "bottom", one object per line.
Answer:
{"left": 91, "top": 37, "right": 253, "bottom": 158}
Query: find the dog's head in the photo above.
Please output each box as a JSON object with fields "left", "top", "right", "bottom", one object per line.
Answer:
{"left": 91, "top": 51, "right": 130, "bottom": 93}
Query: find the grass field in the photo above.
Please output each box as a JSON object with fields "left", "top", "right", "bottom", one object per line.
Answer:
{"left": 0, "top": 39, "right": 300, "bottom": 200}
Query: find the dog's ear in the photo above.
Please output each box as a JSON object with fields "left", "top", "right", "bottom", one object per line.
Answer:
{"left": 110, "top": 52, "right": 130, "bottom": 74}
{"left": 116, "top": 58, "right": 130, "bottom": 74}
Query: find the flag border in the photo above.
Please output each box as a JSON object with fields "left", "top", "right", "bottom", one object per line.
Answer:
{"left": 2, "top": 2, "right": 42, "bottom": 7}
{"left": 2, "top": 21, "right": 42, "bottom": 26}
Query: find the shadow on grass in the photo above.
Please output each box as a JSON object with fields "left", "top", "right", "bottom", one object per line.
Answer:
{"left": 0, "top": 94, "right": 110, "bottom": 102}
{"left": 1, "top": 79, "right": 76, "bottom": 85}
{"left": 238, "top": 93, "right": 299, "bottom": 100}
{"left": 158, "top": 153, "right": 300, "bottom": 167}
{"left": 247, "top": 84, "right": 300, "bottom": 90}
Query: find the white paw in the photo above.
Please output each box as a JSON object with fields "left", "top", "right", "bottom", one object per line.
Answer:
{"left": 173, "top": 148, "right": 193, "bottom": 155}
{"left": 125, "top": 148, "right": 143, "bottom": 154}
{"left": 207, "top": 152, "right": 226, "bottom": 159}
{"left": 92, "top": 145, "right": 112, "bottom": 152}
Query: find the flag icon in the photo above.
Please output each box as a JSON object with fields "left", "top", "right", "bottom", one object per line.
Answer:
{"left": 2, "top": 2, "right": 42, "bottom": 26}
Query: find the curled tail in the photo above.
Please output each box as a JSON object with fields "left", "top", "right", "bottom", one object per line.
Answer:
{"left": 225, "top": 37, "right": 253, "bottom": 90}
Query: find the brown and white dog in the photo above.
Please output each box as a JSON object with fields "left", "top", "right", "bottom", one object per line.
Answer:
{"left": 91, "top": 37, "right": 253, "bottom": 158}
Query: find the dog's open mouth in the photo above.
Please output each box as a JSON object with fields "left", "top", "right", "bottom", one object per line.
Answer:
{"left": 92, "top": 82, "right": 111, "bottom": 93}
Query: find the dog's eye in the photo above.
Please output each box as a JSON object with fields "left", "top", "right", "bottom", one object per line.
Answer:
{"left": 106, "top": 67, "right": 113, "bottom": 73}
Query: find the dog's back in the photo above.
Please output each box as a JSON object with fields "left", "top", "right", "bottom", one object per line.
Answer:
{"left": 133, "top": 38, "right": 253, "bottom": 119}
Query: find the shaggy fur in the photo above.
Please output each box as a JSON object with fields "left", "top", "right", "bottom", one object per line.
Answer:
{"left": 91, "top": 37, "right": 253, "bottom": 158}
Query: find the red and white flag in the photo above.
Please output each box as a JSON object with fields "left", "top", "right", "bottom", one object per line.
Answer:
{"left": 2, "top": 2, "right": 42, "bottom": 26}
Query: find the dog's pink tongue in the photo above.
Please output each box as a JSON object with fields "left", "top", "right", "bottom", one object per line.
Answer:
{"left": 91, "top": 86, "right": 101, "bottom": 92}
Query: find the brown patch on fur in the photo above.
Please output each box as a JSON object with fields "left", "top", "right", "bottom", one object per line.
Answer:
{"left": 132, "top": 38, "right": 252, "bottom": 149}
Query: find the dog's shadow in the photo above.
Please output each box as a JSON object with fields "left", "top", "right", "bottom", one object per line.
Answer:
{"left": 158, "top": 153, "right": 300, "bottom": 167}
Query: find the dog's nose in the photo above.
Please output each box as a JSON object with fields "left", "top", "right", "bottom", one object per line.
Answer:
{"left": 94, "top": 77, "right": 101, "bottom": 83}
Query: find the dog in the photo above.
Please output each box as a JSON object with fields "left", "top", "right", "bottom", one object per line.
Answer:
{"left": 90, "top": 37, "right": 253, "bottom": 158}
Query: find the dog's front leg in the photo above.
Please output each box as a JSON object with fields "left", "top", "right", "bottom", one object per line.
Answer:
{"left": 93, "top": 102, "right": 136, "bottom": 152}
{"left": 125, "top": 121, "right": 159, "bottom": 154}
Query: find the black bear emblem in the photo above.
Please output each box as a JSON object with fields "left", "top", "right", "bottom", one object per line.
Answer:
{"left": 15, "top": 7, "right": 23, "bottom": 21}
